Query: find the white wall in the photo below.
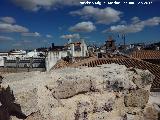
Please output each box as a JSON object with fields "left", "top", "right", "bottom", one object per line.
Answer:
{"left": 45, "top": 51, "right": 68, "bottom": 71}
{"left": 0, "top": 57, "right": 4, "bottom": 67}
{"left": 80, "top": 41, "right": 88, "bottom": 57}
{"left": 61, "top": 51, "right": 68, "bottom": 58}
{"left": 70, "top": 44, "right": 75, "bottom": 57}
{"left": 74, "top": 51, "right": 81, "bottom": 57}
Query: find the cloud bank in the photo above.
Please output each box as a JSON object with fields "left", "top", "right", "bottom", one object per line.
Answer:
{"left": 103, "top": 17, "right": 160, "bottom": 33}
{"left": 12, "top": 0, "right": 87, "bottom": 11}
{"left": 69, "top": 21, "right": 96, "bottom": 32}
{"left": 70, "top": 6, "right": 122, "bottom": 24}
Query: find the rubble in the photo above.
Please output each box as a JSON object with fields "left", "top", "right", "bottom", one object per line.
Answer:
{"left": 124, "top": 89, "right": 149, "bottom": 108}
{"left": 143, "top": 105, "right": 159, "bottom": 120}
{"left": 0, "top": 64, "right": 159, "bottom": 120}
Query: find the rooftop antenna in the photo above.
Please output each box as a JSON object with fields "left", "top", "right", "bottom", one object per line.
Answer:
{"left": 123, "top": 34, "right": 126, "bottom": 46}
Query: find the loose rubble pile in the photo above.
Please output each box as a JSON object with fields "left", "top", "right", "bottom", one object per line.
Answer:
{"left": 0, "top": 63, "right": 160, "bottom": 120}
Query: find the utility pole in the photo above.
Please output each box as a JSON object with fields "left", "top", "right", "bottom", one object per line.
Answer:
{"left": 122, "top": 34, "right": 126, "bottom": 48}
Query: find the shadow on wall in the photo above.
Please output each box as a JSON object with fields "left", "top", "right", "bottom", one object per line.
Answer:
{"left": 0, "top": 81, "right": 27, "bottom": 120}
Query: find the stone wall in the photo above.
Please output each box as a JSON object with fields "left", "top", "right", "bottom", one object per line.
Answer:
{"left": 3, "top": 57, "right": 45, "bottom": 68}
{"left": 0, "top": 67, "right": 45, "bottom": 73}
{"left": 0, "top": 64, "right": 159, "bottom": 120}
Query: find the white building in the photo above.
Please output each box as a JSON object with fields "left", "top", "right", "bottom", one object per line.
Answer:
{"left": 26, "top": 49, "right": 45, "bottom": 58}
{"left": 0, "top": 52, "right": 8, "bottom": 57}
{"left": 9, "top": 50, "right": 26, "bottom": 57}
{"left": 45, "top": 40, "right": 88, "bottom": 71}
{"left": 68, "top": 39, "right": 88, "bottom": 57}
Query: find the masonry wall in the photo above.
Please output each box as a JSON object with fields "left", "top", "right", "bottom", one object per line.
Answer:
{"left": 0, "top": 67, "right": 45, "bottom": 73}
{"left": 3, "top": 57, "right": 45, "bottom": 68}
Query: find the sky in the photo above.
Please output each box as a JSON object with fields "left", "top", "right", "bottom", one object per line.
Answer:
{"left": 0, "top": 0, "right": 160, "bottom": 51}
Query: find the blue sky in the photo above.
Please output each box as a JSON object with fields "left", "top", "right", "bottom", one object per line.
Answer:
{"left": 0, "top": 0, "right": 160, "bottom": 51}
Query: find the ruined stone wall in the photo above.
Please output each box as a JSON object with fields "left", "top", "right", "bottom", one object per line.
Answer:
{"left": 0, "top": 64, "right": 159, "bottom": 120}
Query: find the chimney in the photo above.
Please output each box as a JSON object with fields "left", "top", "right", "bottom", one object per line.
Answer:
{"left": 52, "top": 43, "right": 54, "bottom": 49}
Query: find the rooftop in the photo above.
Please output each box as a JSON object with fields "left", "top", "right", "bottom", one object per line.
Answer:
{"left": 130, "top": 50, "right": 160, "bottom": 59}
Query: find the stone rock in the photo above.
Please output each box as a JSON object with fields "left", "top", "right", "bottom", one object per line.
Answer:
{"left": 124, "top": 89, "right": 149, "bottom": 108}
{"left": 143, "top": 105, "right": 159, "bottom": 120}
{"left": 0, "top": 64, "right": 155, "bottom": 120}
{"left": 126, "top": 107, "right": 143, "bottom": 115}
{"left": 75, "top": 102, "right": 89, "bottom": 120}
{"left": 89, "top": 111, "right": 123, "bottom": 120}
{"left": 26, "top": 111, "right": 44, "bottom": 120}
{"left": 123, "top": 113, "right": 144, "bottom": 120}
{"left": 14, "top": 88, "right": 38, "bottom": 116}
{"left": 49, "top": 78, "right": 92, "bottom": 99}
{"left": 132, "top": 69, "right": 154, "bottom": 89}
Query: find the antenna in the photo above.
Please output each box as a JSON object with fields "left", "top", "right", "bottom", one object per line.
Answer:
{"left": 123, "top": 34, "right": 126, "bottom": 47}
{"left": 120, "top": 33, "right": 126, "bottom": 48}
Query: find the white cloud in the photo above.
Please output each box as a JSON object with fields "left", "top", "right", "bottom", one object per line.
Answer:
{"left": 0, "top": 22, "right": 29, "bottom": 33}
{"left": 104, "top": 17, "right": 160, "bottom": 34}
{"left": 0, "top": 36, "right": 14, "bottom": 41}
{"left": 131, "top": 17, "right": 140, "bottom": 24}
{"left": 46, "top": 34, "right": 53, "bottom": 38}
{"left": 142, "top": 17, "right": 160, "bottom": 26}
{"left": 12, "top": 0, "right": 87, "bottom": 11}
{"left": 60, "top": 33, "right": 80, "bottom": 39}
{"left": 104, "top": 24, "right": 143, "bottom": 33}
{"left": 0, "top": 17, "right": 41, "bottom": 39}
{"left": 21, "top": 32, "right": 41, "bottom": 37}
{"left": 70, "top": 6, "right": 122, "bottom": 24}
{"left": 69, "top": 21, "right": 96, "bottom": 32}
{"left": 0, "top": 16, "right": 29, "bottom": 33}
{"left": 0, "top": 17, "right": 16, "bottom": 24}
